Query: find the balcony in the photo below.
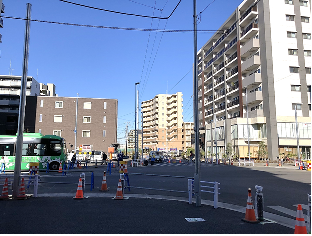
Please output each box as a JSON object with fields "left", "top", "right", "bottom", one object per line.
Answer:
{"left": 240, "top": 6, "right": 257, "bottom": 28}
{"left": 241, "top": 38, "right": 259, "bottom": 58}
{"left": 198, "top": 78, "right": 202, "bottom": 88}
{"left": 240, "top": 23, "right": 258, "bottom": 43}
{"left": 243, "top": 91, "right": 263, "bottom": 105}
{"left": 226, "top": 66, "right": 238, "bottom": 79}
{"left": 241, "top": 55, "right": 260, "bottom": 73}
{"left": 248, "top": 109, "right": 264, "bottom": 118}
{"left": 242, "top": 73, "right": 261, "bottom": 88}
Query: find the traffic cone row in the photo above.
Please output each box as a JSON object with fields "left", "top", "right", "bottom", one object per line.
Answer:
{"left": 73, "top": 178, "right": 84, "bottom": 199}
{"left": 16, "top": 178, "right": 27, "bottom": 200}
{"left": 242, "top": 188, "right": 259, "bottom": 223}
{"left": 294, "top": 204, "right": 307, "bottom": 234}
{"left": 0, "top": 178, "right": 9, "bottom": 200}
{"left": 100, "top": 171, "right": 108, "bottom": 191}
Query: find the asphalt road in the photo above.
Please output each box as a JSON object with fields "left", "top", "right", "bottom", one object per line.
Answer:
{"left": 0, "top": 160, "right": 310, "bottom": 234}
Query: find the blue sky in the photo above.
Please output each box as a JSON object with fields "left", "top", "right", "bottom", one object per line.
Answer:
{"left": 1, "top": 0, "right": 243, "bottom": 143}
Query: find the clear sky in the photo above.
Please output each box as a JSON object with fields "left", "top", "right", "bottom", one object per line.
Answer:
{"left": 0, "top": 0, "right": 243, "bottom": 144}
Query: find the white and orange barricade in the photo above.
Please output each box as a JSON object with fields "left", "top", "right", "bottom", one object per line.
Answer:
{"left": 119, "top": 161, "right": 128, "bottom": 174}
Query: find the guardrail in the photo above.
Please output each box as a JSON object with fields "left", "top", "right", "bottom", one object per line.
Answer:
{"left": 188, "top": 178, "right": 220, "bottom": 208}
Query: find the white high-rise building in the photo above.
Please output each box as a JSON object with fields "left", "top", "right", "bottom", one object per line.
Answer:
{"left": 197, "top": 0, "right": 311, "bottom": 161}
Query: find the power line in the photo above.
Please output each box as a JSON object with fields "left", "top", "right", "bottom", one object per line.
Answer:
{"left": 128, "top": 0, "right": 163, "bottom": 11}
{"left": 199, "top": 0, "right": 217, "bottom": 14}
{"left": 168, "top": 67, "right": 192, "bottom": 93}
{"left": 59, "top": 0, "right": 181, "bottom": 20}
{"left": 3, "top": 15, "right": 221, "bottom": 33}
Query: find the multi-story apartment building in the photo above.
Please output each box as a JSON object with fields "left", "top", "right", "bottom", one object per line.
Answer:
{"left": 142, "top": 92, "right": 184, "bottom": 152}
{"left": 127, "top": 129, "right": 142, "bottom": 150}
{"left": 34, "top": 96, "right": 118, "bottom": 152}
{"left": 182, "top": 122, "right": 194, "bottom": 151}
{"left": 0, "top": 75, "right": 40, "bottom": 134}
{"left": 39, "top": 83, "right": 56, "bottom": 96}
{"left": 197, "top": 0, "right": 311, "bottom": 160}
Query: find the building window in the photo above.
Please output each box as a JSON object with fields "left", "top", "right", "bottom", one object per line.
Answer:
{"left": 285, "top": 0, "right": 293, "bottom": 4}
{"left": 306, "top": 67, "right": 312, "bottom": 74}
{"left": 291, "top": 85, "right": 301, "bottom": 91}
{"left": 83, "top": 102, "right": 92, "bottom": 109}
{"left": 39, "top": 114, "right": 42, "bottom": 122}
{"left": 292, "top": 104, "right": 302, "bottom": 110}
{"left": 54, "top": 115, "right": 62, "bottom": 123}
{"left": 103, "top": 116, "right": 106, "bottom": 123}
{"left": 103, "top": 130, "right": 106, "bottom": 137}
{"left": 82, "top": 130, "right": 91, "bottom": 137}
{"left": 287, "top": 31, "right": 297, "bottom": 38}
{"left": 162, "top": 124, "right": 164, "bottom": 127}
{"left": 104, "top": 102, "right": 107, "bottom": 109}
{"left": 299, "top": 0, "right": 308, "bottom": 6}
{"left": 40, "top": 100, "right": 43, "bottom": 107}
{"left": 286, "top": 15, "right": 295, "bottom": 21}
{"left": 289, "top": 66, "right": 299, "bottom": 73}
{"left": 38, "top": 129, "right": 41, "bottom": 133}
{"left": 301, "top": 16, "right": 310, "bottom": 23}
{"left": 55, "top": 101, "right": 63, "bottom": 108}
{"left": 303, "top": 33, "right": 311, "bottom": 39}
{"left": 53, "top": 130, "right": 61, "bottom": 136}
{"left": 288, "top": 49, "right": 298, "bottom": 55}
{"left": 83, "top": 116, "right": 91, "bottom": 123}
{"left": 304, "top": 50, "right": 311, "bottom": 57}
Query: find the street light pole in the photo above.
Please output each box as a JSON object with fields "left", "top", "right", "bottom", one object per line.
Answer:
{"left": 134, "top": 82, "right": 140, "bottom": 161}
{"left": 13, "top": 3, "right": 31, "bottom": 199}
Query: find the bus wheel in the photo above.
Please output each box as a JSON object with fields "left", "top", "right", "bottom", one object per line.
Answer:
{"left": 49, "top": 161, "right": 60, "bottom": 170}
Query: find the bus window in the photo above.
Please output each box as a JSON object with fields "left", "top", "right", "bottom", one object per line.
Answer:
{"left": 0, "top": 144, "right": 14, "bottom": 156}
{"left": 48, "top": 142, "right": 62, "bottom": 156}
{"left": 34, "top": 143, "right": 46, "bottom": 156}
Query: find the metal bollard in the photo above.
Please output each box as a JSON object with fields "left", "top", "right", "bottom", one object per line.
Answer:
{"left": 90, "top": 172, "right": 94, "bottom": 191}
{"left": 95, "top": 159, "right": 98, "bottom": 168}
{"left": 308, "top": 194, "right": 311, "bottom": 234}
{"left": 255, "top": 185, "right": 264, "bottom": 221}
{"left": 188, "top": 178, "right": 193, "bottom": 204}
{"left": 214, "top": 182, "right": 219, "bottom": 209}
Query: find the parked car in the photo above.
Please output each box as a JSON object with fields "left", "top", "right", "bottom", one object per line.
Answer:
{"left": 149, "top": 151, "right": 164, "bottom": 163}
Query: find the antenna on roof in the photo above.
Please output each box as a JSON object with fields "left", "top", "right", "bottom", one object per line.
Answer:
{"left": 9, "top": 60, "right": 14, "bottom": 75}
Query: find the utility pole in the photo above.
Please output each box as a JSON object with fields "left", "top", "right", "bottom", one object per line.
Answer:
{"left": 125, "top": 123, "right": 129, "bottom": 157}
{"left": 193, "top": 0, "right": 201, "bottom": 207}
{"left": 13, "top": 3, "right": 31, "bottom": 199}
{"left": 134, "top": 82, "right": 139, "bottom": 160}
{"left": 295, "top": 104, "right": 300, "bottom": 162}
{"left": 75, "top": 93, "right": 78, "bottom": 154}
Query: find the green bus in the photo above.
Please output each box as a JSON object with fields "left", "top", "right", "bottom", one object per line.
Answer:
{"left": 0, "top": 133, "right": 67, "bottom": 171}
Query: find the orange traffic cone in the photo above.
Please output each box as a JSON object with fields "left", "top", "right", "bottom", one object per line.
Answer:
{"left": 179, "top": 159, "right": 182, "bottom": 163}
{"left": 0, "top": 178, "right": 9, "bottom": 200}
{"left": 114, "top": 179, "right": 123, "bottom": 200}
{"left": 124, "top": 163, "right": 128, "bottom": 173}
{"left": 58, "top": 162, "right": 63, "bottom": 173}
{"left": 16, "top": 178, "right": 27, "bottom": 200}
{"left": 99, "top": 171, "right": 108, "bottom": 191}
{"left": 294, "top": 204, "right": 307, "bottom": 234}
{"left": 73, "top": 178, "right": 84, "bottom": 199}
{"left": 242, "top": 188, "right": 259, "bottom": 223}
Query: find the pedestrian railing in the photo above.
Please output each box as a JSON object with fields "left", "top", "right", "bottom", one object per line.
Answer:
{"left": 0, "top": 174, "right": 39, "bottom": 197}
{"left": 188, "top": 178, "right": 220, "bottom": 208}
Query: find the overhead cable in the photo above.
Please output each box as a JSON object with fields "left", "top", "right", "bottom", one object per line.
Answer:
{"left": 3, "top": 16, "right": 221, "bottom": 33}
{"left": 59, "top": 0, "right": 181, "bottom": 20}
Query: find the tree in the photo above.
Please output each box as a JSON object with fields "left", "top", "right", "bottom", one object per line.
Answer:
{"left": 225, "top": 143, "right": 233, "bottom": 160}
{"left": 256, "top": 141, "right": 267, "bottom": 160}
